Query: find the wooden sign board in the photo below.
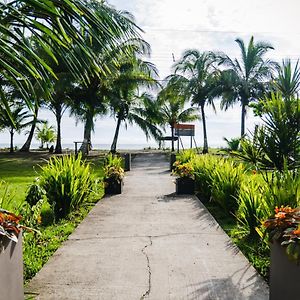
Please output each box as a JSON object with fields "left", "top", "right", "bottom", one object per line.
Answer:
{"left": 174, "top": 124, "right": 195, "bottom": 137}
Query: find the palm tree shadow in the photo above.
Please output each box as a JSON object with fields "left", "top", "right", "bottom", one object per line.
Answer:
{"left": 187, "top": 273, "right": 268, "bottom": 300}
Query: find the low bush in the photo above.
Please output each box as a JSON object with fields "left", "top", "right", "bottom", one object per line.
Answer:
{"left": 210, "top": 158, "right": 244, "bottom": 213}
{"left": 39, "top": 154, "right": 95, "bottom": 220}
{"left": 193, "top": 155, "right": 219, "bottom": 201}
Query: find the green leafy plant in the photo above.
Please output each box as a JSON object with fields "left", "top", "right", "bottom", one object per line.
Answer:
{"left": 263, "top": 169, "right": 300, "bottom": 214}
{"left": 210, "top": 159, "right": 244, "bottom": 213}
{"left": 193, "top": 155, "right": 219, "bottom": 201}
{"left": 103, "top": 154, "right": 124, "bottom": 183}
{"left": 175, "top": 149, "right": 197, "bottom": 164}
{"left": 25, "top": 180, "right": 44, "bottom": 207}
{"left": 236, "top": 179, "right": 268, "bottom": 238}
{"left": 39, "top": 154, "right": 94, "bottom": 220}
{"left": 223, "top": 137, "right": 241, "bottom": 152}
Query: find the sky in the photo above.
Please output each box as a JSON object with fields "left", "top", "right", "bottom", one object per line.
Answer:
{"left": 1, "top": 0, "right": 300, "bottom": 149}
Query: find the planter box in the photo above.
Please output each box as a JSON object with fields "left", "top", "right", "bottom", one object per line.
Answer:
{"left": 122, "top": 153, "right": 131, "bottom": 171}
{"left": 170, "top": 153, "right": 177, "bottom": 171}
{"left": 105, "top": 178, "right": 123, "bottom": 195}
{"left": 176, "top": 177, "right": 195, "bottom": 195}
{"left": 270, "top": 241, "right": 300, "bottom": 300}
{"left": 0, "top": 234, "right": 23, "bottom": 300}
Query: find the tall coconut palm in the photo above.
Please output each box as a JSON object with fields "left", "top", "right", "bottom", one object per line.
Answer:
{"left": 69, "top": 79, "right": 108, "bottom": 154}
{"left": 172, "top": 50, "right": 219, "bottom": 153}
{"left": 216, "top": 36, "right": 276, "bottom": 137}
{"left": 157, "top": 81, "right": 199, "bottom": 152}
{"left": 109, "top": 53, "right": 160, "bottom": 153}
{"left": 273, "top": 59, "right": 300, "bottom": 99}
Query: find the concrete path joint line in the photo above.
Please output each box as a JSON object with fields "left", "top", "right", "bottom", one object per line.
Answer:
{"left": 140, "top": 236, "right": 152, "bottom": 300}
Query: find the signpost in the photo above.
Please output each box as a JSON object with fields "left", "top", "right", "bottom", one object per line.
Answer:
{"left": 174, "top": 124, "right": 196, "bottom": 151}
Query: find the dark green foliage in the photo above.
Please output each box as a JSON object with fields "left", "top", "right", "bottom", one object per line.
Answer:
{"left": 39, "top": 154, "right": 95, "bottom": 220}
{"left": 250, "top": 94, "right": 300, "bottom": 171}
{"left": 25, "top": 181, "right": 44, "bottom": 207}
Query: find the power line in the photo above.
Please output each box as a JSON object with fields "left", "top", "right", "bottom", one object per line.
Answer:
{"left": 142, "top": 26, "right": 300, "bottom": 36}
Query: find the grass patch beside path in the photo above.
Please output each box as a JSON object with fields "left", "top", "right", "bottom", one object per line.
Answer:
{"left": 0, "top": 151, "right": 105, "bottom": 282}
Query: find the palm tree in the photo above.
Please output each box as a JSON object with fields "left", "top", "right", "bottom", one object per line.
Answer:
{"left": 109, "top": 53, "right": 160, "bottom": 153}
{"left": 273, "top": 59, "right": 300, "bottom": 99}
{"left": 216, "top": 36, "right": 276, "bottom": 137}
{"left": 172, "top": 50, "right": 219, "bottom": 153}
{"left": 0, "top": 0, "right": 142, "bottom": 103}
{"left": 69, "top": 79, "right": 108, "bottom": 154}
{"left": 157, "top": 81, "right": 199, "bottom": 151}
{"left": 0, "top": 102, "right": 32, "bottom": 152}
{"left": 36, "top": 123, "right": 56, "bottom": 149}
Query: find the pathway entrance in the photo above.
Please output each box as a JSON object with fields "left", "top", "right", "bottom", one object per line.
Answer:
{"left": 26, "top": 153, "right": 269, "bottom": 299}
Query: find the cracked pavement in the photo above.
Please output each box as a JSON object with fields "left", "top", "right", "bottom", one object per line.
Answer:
{"left": 26, "top": 153, "right": 269, "bottom": 299}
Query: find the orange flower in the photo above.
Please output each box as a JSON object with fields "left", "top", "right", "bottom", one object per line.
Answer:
{"left": 292, "top": 229, "right": 300, "bottom": 236}
{"left": 275, "top": 212, "right": 287, "bottom": 219}
{"left": 252, "top": 170, "right": 257, "bottom": 175}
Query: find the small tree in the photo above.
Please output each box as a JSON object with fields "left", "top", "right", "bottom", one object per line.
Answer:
{"left": 0, "top": 103, "right": 33, "bottom": 153}
{"left": 36, "top": 123, "right": 56, "bottom": 149}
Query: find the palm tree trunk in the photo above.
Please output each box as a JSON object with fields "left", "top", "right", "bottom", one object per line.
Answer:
{"left": 171, "top": 125, "right": 175, "bottom": 152}
{"left": 10, "top": 129, "right": 14, "bottom": 153}
{"left": 241, "top": 102, "right": 247, "bottom": 137}
{"left": 80, "top": 119, "right": 92, "bottom": 155}
{"left": 200, "top": 104, "right": 208, "bottom": 154}
{"left": 20, "top": 104, "right": 39, "bottom": 152}
{"left": 55, "top": 113, "right": 62, "bottom": 154}
{"left": 110, "top": 117, "right": 122, "bottom": 154}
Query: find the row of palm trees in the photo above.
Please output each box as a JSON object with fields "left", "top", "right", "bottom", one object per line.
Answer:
{"left": 1, "top": 1, "right": 299, "bottom": 154}
{"left": 161, "top": 37, "right": 300, "bottom": 153}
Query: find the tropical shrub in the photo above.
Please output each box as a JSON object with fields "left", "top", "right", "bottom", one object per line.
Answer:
{"left": 223, "top": 137, "right": 241, "bottom": 152}
{"left": 210, "top": 159, "right": 245, "bottom": 213}
{"left": 25, "top": 180, "right": 44, "bottom": 207}
{"left": 263, "top": 169, "right": 300, "bottom": 214}
{"left": 250, "top": 94, "right": 300, "bottom": 171}
{"left": 176, "top": 149, "right": 197, "bottom": 164}
{"left": 193, "top": 155, "right": 219, "bottom": 201}
{"left": 236, "top": 178, "right": 268, "bottom": 238}
{"left": 39, "top": 154, "right": 94, "bottom": 220}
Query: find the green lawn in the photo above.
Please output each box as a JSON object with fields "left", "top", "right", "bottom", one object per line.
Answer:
{"left": 0, "top": 151, "right": 105, "bottom": 206}
{"left": 0, "top": 151, "right": 105, "bottom": 282}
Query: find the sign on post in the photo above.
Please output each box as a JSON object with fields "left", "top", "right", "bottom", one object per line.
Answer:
{"left": 174, "top": 124, "right": 195, "bottom": 137}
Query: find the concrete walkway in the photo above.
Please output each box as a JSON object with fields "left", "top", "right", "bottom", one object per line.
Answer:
{"left": 26, "top": 153, "right": 269, "bottom": 299}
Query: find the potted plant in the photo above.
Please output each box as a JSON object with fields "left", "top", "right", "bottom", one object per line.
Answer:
{"left": 103, "top": 154, "right": 125, "bottom": 195}
{"left": 0, "top": 209, "right": 25, "bottom": 300}
{"left": 172, "top": 161, "right": 195, "bottom": 194}
{"left": 264, "top": 206, "right": 300, "bottom": 300}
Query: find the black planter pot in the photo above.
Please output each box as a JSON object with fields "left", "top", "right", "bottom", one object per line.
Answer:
{"left": 122, "top": 153, "right": 131, "bottom": 171}
{"left": 270, "top": 241, "right": 300, "bottom": 300}
{"left": 170, "top": 153, "right": 177, "bottom": 171}
{"left": 176, "top": 177, "right": 195, "bottom": 195}
{"left": 105, "top": 178, "right": 123, "bottom": 195}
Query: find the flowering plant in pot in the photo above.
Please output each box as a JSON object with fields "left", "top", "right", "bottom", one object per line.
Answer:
{"left": 103, "top": 154, "right": 125, "bottom": 195}
{"left": 264, "top": 206, "right": 300, "bottom": 300}
{"left": 0, "top": 209, "right": 24, "bottom": 244}
{"left": 0, "top": 209, "right": 28, "bottom": 300}
{"left": 172, "top": 161, "right": 195, "bottom": 194}
{"left": 264, "top": 206, "right": 300, "bottom": 261}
